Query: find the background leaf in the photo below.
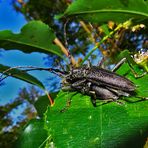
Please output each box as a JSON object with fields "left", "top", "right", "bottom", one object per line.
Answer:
{"left": 44, "top": 63, "right": 148, "bottom": 148}
{"left": 63, "top": 0, "right": 148, "bottom": 23}
{"left": 34, "top": 93, "right": 58, "bottom": 117}
{"left": 0, "top": 21, "right": 63, "bottom": 58}
{"left": 0, "top": 64, "right": 45, "bottom": 90}
{"left": 16, "top": 119, "right": 48, "bottom": 148}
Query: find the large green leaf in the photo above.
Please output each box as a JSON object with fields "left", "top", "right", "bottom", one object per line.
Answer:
{"left": 0, "top": 21, "right": 63, "bottom": 58}
{"left": 16, "top": 119, "right": 48, "bottom": 148}
{"left": 63, "top": 0, "right": 148, "bottom": 23}
{"left": 44, "top": 63, "right": 148, "bottom": 147}
{"left": 0, "top": 64, "right": 45, "bottom": 90}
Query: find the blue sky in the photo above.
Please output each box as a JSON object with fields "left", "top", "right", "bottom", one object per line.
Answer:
{"left": 0, "top": 0, "right": 26, "bottom": 33}
{"left": 0, "top": 0, "right": 51, "bottom": 105}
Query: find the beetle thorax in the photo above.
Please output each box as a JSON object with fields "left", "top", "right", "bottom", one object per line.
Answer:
{"left": 70, "top": 67, "right": 89, "bottom": 79}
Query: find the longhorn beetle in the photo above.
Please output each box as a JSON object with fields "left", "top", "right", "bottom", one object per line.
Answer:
{"left": 0, "top": 50, "right": 146, "bottom": 107}
{"left": 61, "top": 57, "right": 146, "bottom": 106}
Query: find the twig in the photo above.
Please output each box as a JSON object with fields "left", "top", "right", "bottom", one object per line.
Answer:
{"left": 54, "top": 38, "right": 76, "bottom": 65}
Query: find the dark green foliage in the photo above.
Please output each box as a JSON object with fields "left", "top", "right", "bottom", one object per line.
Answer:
{"left": 0, "top": 21, "right": 63, "bottom": 58}
{"left": 64, "top": 0, "right": 148, "bottom": 23}
{"left": 16, "top": 119, "right": 48, "bottom": 148}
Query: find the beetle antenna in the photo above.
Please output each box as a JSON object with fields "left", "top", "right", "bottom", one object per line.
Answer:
{"left": 0, "top": 75, "right": 9, "bottom": 82}
{"left": 23, "top": 67, "right": 67, "bottom": 77}
{"left": 0, "top": 66, "right": 67, "bottom": 82}
{"left": 64, "top": 19, "right": 73, "bottom": 69}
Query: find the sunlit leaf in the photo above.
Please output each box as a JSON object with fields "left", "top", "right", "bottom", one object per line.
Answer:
{"left": 0, "top": 21, "right": 63, "bottom": 58}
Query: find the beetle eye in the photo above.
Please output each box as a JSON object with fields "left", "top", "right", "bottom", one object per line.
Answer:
{"left": 62, "top": 79, "right": 69, "bottom": 85}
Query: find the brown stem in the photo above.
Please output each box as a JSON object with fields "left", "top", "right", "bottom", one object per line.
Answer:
{"left": 54, "top": 38, "right": 76, "bottom": 65}
{"left": 79, "top": 21, "right": 96, "bottom": 44}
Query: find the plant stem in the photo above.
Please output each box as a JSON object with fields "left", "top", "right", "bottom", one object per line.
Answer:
{"left": 54, "top": 38, "right": 76, "bottom": 65}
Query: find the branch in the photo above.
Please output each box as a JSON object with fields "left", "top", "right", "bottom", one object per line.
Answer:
{"left": 54, "top": 38, "right": 76, "bottom": 66}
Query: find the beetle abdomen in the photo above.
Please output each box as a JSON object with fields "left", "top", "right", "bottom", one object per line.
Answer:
{"left": 92, "top": 86, "right": 118, "bottom": 100}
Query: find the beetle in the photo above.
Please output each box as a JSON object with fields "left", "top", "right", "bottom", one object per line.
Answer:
{"left": 1, "top": 50, "right": 145, "bottom": 107}
{"left": 59, "top": 58, "right": 137, "bottom": 106}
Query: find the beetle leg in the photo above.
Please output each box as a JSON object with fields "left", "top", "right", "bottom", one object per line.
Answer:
{"left": 123, "top": 96, "right": 148, "bottom": 103}
{"left": 125, "top": 58, "right": 147, "bottom": 78}
{"left": 86, "top": 60, "right": 92, "bottom": 69}
{"left": 72, "top": 81, "right": 92, "bottom": 96}
{"left": 62, "top": 85, "right": 73, "bottom": 91}
{"left": 128, "top": 64, "right": 147, "bottom": 78}
{"left": 112, "top": 58, "right": 147, "bottom": 78}
{"left": 87, "top": 90, "right": 97, "bottom": 107}
{"left": 112, "top": 58, "right": 126, "bottom": 72}
{"left": 69, "top": 81, "right": 97, "bottom": 106}
{"left": 62, "top": 79, "right": 86, "bottom": 91}
{"left": 71, "top": 79, "right": 86, "bottom": 87}
{"left": 106, "top": 87, "right": 130, "bottom": 97}
{"left": 81, "top": 82, "right": 92, "bottom": 94}
{"left": 97, "top": 57, "right": 105, "bottom": 68}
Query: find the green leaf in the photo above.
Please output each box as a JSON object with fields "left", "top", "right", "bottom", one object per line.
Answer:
{"left": 0, "top": 64, "right": 45, "bottom": 90}
{"left": 0, "top": 21, "right": 63, "bottom": 58}
{"left": 63, "top": 0, "right": 148, "bottom": 23}
{"left": 44, "top": 63, "right": 148, "bottom": 147}
{"left": 16, "top": 119, "right": 48, "bottom": 148}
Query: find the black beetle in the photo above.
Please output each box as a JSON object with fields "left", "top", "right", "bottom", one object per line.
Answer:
{"left": 1, "top": 55, "right": 146, "bottom": 107}
{"left": 61, "top": 60, "right": 136, "bottom": 106}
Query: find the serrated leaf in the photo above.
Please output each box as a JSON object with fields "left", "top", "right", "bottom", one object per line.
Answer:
{"left": 63, "top": 0, "right": 148, "bottom": 23}
{"left": 44, "top": 62, "right": 148, "bottom": 148}
{"left": 0, "top": 21, "right": 63, "bottom": 58}
{"left": 16, "top": 119, "right": 48, "bottom": 148}
{"left": 0, "top": 64, "right": 45, "bottom": 90}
